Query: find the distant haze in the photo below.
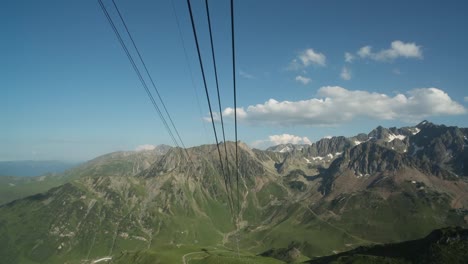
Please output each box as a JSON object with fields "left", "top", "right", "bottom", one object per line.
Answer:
{"left": 0, "top": 160, "right": 79, "bottom": 177}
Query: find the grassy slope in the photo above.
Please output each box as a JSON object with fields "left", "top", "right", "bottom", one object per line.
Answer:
{"left": 0, "top": 175, "right": 68, "bottom": 205}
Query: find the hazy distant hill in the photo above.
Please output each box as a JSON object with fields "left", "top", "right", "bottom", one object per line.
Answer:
{"left": 0, "top": 122, "right": 466, "bottom": 263}
{"left": 0, "top": 145, "right": 172, "bottom": 205}
{"left": 0, "top": 160, "right": 79, "bottom": 177}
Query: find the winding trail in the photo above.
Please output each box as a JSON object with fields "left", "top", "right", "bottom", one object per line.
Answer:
{"left": 92, "top": 256, "right": 112, "bottom": 263}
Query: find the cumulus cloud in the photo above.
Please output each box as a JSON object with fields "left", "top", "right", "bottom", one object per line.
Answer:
{"left": 269, "top": 134, "right": 312, "bottom": 145}
{"left": 340, "top": 67, "right": 351, "bottom": 80}
{"left": 251, "top": 134, "right": 311, "bottom": 148}
{"left": 135, "top": 144, "right": 156, "bottom": 151}
{"left": 357, "top": 41, "right": 422, "bottom": 61}
{"left": 206, "top": 107, "right": 247, "bottom": 123}
{"left": 289, "top": 48, "right": 326, "bottom": 69}
{"left": 299, "top": 49, "right": 326, "bottom": 66}
{"left": 217, "top": 87, "right": 466, "bottom": 126}
{"left": 345, "top": 52, "right": 355, "bottom": 63}
{"left": 357, "top": 46, "right": 372, "bottom": 58}
{"left": 295, "top": 75, "right": 312, "bottom": 85}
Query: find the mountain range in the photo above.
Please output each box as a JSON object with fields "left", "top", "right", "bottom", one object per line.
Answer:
{"left": 0, "top": 121, "right": 466, "bottom": 263}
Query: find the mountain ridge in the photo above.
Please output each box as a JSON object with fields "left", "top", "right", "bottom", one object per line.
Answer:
{"left": 0, "top": 121, "right": 466, "bottom": 263}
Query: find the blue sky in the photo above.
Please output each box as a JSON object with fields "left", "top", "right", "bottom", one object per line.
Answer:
{"left": 2, "top": 0, "right": 468, "bottom": 161}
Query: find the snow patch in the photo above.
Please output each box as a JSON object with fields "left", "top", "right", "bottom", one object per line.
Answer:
{"left": 387, "top": 133, "right": 406, "bottom": 142}
{"left": 304, "top": 157, "right": 311, "bottom": 164}
{"left": 412, "top": 127, "right": 421, "bottom": 135}
{"left": 310, "top": 152, "right": 341, "bottom": 161}
{"left": 354, "top": 140, "right": 363, "bottom": 145}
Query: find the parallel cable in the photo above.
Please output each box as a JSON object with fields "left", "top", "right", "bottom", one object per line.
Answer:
{"left": 231, "top": 0, "right": 240, "bottom": 216}
{"left": 204, "top": 0, "right": 232, "bottom": 185}
{"left": 98, "top": 0, "right": 179, "bottom": 149}
{"left": 110, "top": 0, "right": 195, "bottom": 168}
{"left": 186, "top": 0, "right": 233, "bottom": 212}
{"left": 170, "top": 0, "right": 211, "bottom": 145}
{"left": 230, "top": 2, "right": 241, "bottom": 258}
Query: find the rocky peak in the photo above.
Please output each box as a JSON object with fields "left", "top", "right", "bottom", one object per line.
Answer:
{"left": 343, "top": 141, "right": 407, "bottom": 175}
{"left": 305, "top": 136, "right": 351, "bottom": 157}
{"left": 408, "top": 123, "right": 467, "bottom": 176}
{"left": 416, "top": 120, "right": 436, "bottom": 129}
{"left": 143, "top": 141, "right": 266, "bottom": 179}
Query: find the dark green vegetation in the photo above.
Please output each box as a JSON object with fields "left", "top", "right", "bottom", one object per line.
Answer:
{"left": 0, "top": 122, "right": 467, "bottom": 263}
{"left": 307, "top": 227, "right": 468, "bottom": 264}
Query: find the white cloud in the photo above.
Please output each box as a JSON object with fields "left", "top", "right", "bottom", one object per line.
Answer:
{"left": 289, "top": 48, "right": 326, "bottom": 69}
{"left": 206, "top": 107, "right": 247, "bottom": 123}
{"left": 218, "top": 87, "right": 466, "bottom": 126}
{"left": 239, "top": 70, "right": 254, "bottom": 79}
{"left": 269, "top": 134, "right": 312, "bottom": 145}
{"left": 295, "top": 75, "right": 312, "bottom": 85}
{"left": 345, "top": 52, "right": 354, "bottom": 63}
{"left": 299, "top": 49, "right": 326, "bottom": 66}
{"left": 340, "top": 67, "right": 351, "bottom": 80}
{"left": 251, "top": 134, "right": 311, "bottom": 148}
{"left": 135, "top": 144, "right": 156, "bottom": 151}
{"left": 357, "top": 41, "right": 422, "bottom": 62}
{"left": 357, "top": 46, "right": 372, "bottom": 58}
